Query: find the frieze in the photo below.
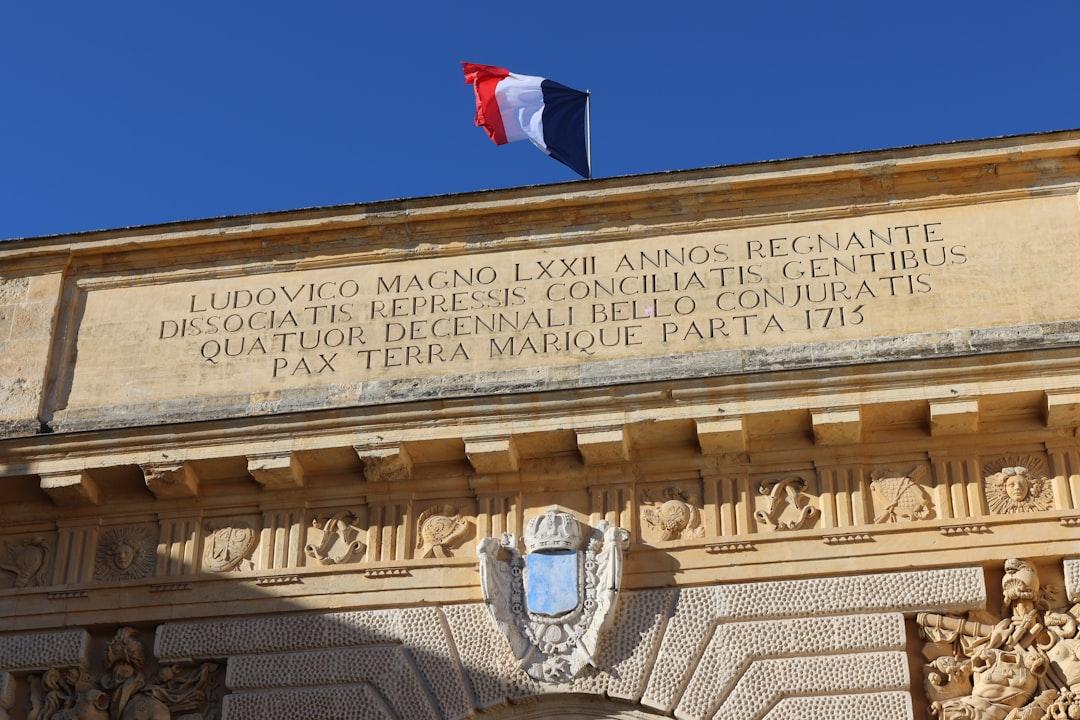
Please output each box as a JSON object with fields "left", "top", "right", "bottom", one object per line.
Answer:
{"left": 26, "top": 173, "right": 1080, "bottom": 436}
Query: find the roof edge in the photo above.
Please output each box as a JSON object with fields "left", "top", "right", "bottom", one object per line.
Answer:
{"left": 5, "top": 127, "right": 1080, "bottom": 251}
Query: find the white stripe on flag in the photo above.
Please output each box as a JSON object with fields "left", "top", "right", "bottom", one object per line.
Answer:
{"left": 495, "top": 73, "right": 548, "bottom": 153}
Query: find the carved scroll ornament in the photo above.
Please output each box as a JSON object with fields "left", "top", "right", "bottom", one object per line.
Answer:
{"left": 754, "top": 476, "right": 818, "bottom": 531}
{"left": 305, "top": 511, "right": 365, "bottom": 565}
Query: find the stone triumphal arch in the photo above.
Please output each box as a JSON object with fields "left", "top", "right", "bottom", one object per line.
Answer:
{"left": 2, "top": 131, "right": 1080, "bottom": 719}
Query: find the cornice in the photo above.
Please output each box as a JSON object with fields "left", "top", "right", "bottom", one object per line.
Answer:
{"left": 2, "top": 131, "right": 1079, "bottom": 267}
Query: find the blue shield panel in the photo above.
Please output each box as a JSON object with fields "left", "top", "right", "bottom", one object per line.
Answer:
{"left": 525, "top": 550, "right": 580, "bottom": 617}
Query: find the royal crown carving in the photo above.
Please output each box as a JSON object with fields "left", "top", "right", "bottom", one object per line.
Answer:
{"left": 478, "top": 507, "right": 629, "bottom": 684}
{"left": 523, "top": 507, "right": 584, "bottom": 553}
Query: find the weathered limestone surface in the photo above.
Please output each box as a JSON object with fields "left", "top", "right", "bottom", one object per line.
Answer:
{"left": 0, "top": 272, "right": 62, "bottom": 437}
{"left": 145, "top": 566, "right": 983, "bottom": 720}
{"left": 3, "top": 133, "right": 1080, "bottom": 436}
{"left": 1066, "top": 557, "right": 1080, "bottom": 602}
{"left": 3, "top": 133, "right": 1080, "bottom": 719}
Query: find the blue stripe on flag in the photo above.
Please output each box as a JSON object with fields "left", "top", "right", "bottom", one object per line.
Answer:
{"left": 540, "top": 79, "right": 590, "bottom": 179}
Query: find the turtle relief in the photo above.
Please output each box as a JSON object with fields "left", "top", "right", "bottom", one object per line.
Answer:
{"left": 983, "top": 455, "right": 1054, "bottom": 515}
{"left": 870, "top": 465, "right": 935, "bottom": 523}
{"left": 640, "top": 486, "right": 704, "bottom": 541}
{"left": 305, "top": 511, "right": 366, "bottom": 565}
{"left": 416, "top": 505, "right": 470, "bottom": 558}
{"left": 202, "top": 519, "right": 258, "bottom": 573}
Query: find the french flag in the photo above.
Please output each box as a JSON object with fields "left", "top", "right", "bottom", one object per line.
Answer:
{"left": 462, "top": 62, "right": 591, "bottom": 179}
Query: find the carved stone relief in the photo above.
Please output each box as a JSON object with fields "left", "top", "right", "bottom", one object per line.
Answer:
{"left": 94, "top": 526, "right": 156, "bottom": 582}
{"left": 304, "top": 511, "right": 365, "bottom": 565}
{"left": 918, "top": 558, "right": 1080, "bottom": 719}
{"left": 754, "top": 476, "right": 818, "bottom": 531}
{"left": 0, "top": 536, "right": 50, "bottom": 588}
{"left": 640, "top": 486, "right": 704, "bottom": 541}
{"left": 416, "top": 505, "right": 469, "bottom": 559}
{"left": 870, "top": 466, "right": 935, "bottom": 523}
{"left": 202, "top": 519, "right": 258, "bottom": 573}
{"left": 983, "top": 456, "right": 1055, "bottom": 515}
{"left": 26, "top": 627, "right": 218, "bottom": 720}
{"left": 477, "top": 506, "right": 630, "bottom": 683}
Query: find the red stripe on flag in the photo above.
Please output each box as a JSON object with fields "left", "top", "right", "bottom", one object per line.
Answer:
{"left": 462, "top": 62, "right": 510, "bottom": 145}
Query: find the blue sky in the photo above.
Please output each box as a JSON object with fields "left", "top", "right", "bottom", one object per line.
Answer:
{"left": 2, "top": 2, "right": 1079, "bottom": 240}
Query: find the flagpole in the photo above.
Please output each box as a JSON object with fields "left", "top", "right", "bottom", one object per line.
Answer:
{"left": 585, "top": 90, "right": 592, "bottom": 179}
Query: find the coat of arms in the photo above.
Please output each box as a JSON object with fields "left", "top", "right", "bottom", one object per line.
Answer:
{"left": 477, "top": 507, "right": 630, "bottom": 683}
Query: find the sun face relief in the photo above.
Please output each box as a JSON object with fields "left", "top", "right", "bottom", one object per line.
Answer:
{"left": 982, "top": 459, "right": 1055, "bottom": 515}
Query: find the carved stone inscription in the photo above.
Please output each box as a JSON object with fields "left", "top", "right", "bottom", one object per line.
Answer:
{"left": 157, "top": 219, "right": 964, "bottom": 379}
{"left": 61, "top": 195, "right": 1080, "bottom": 418}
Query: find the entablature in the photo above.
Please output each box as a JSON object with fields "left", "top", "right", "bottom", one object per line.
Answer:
{"left": 1, "top": 351, "right": 1078, "bottom": 630}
